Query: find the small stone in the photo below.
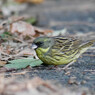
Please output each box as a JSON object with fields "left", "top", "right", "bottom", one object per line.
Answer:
{"left": 81, "top": 80, "right": 87, "bottom": 84}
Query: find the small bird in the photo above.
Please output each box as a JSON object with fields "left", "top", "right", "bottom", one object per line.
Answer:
{"left": 32, "top": 36, "right": 95, "bottom": 69}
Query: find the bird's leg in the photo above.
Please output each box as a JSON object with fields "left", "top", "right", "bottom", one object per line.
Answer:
{"left": 54, "top": 65, "right": 58, "bottom": 68}
{"left": 62, "top": 61, "right": 75, "bottom": 70}
{"left": 48, "top": 65, "right": 58, "bottom": 70}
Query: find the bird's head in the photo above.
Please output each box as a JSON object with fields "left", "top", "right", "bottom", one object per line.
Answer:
{"left": 32, "top": 37, "right": 53, "bottom": 50}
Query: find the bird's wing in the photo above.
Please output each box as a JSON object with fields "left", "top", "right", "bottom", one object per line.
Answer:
{"left": 44, "top": 37, "right": 94, "bottom": 60}
{"left": 51, "top": 36, "right": 82, "bottom": 55}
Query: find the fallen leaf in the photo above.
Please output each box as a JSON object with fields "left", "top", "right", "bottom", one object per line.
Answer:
{"left": 0, "top": 61, "right": 7, "bottom": 66}
{"left": 10, "top": 21, "right": 53, "bottom": 37}
{"left": 5, "top": 58, "right": 43, "bottom": 69}
{"left": 10, "top": 21, "right": 36, "bottom": 36}
{"left": 0, "top": 16, "right": 24, "bottom": 30}
{"left": 15, "top": 0, "right": 44, "bottom": 4}
{"left": 34, "top": 26, "right": 53, "bottom": 36}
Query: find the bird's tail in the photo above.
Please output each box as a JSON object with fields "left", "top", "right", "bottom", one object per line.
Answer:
{"left": 79, "top": 39, "right": 95, "bottom": 54}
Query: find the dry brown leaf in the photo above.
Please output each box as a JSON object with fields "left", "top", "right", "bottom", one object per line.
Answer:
{"left": 10, "top": 21, "right": 53, "bottom": 37}
{"left": 10, "top": 21, "right": 36, "bottom": 36}
{"left": 0, "top": 61, "right": 7, "bottom": 66}
{"left": 28, "top": 0, "right": 44, "bottom": 4}
{"left": 0, "top": 16, "right": 24, "bottom": 30}
{"left": 15, "top": 0, "right": 44, "bottom": 4}
{"left": 34, "top": 26, "right": 53, "bottom": 36}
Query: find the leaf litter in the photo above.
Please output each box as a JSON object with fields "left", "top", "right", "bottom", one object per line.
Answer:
{"left": 0, "top": 0, "right": 53, "bottom": 70}
{"left": 0, "top": 16, "right": 53, "bottom": 70}
{"left": 0, "top": 76, "right": 94, "bottom": 95}
{"left": 0, "top": 0, "right": 54, "bottom": 70}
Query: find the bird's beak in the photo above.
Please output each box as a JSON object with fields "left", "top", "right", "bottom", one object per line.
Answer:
{"left": 31, "top": 44, "right": 38, "bottom": 50}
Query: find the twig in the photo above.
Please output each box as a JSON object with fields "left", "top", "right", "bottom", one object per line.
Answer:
{"left": 4, "top": 71, "right": 27, "bottom": 76}
{"left": 13, "top": 37, "right": 24, "bottom": 43}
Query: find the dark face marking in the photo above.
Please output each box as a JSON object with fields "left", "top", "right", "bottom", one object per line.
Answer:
{"left": 32, "top": 37, "right": 53, "bottom": 49}
{"left": 35, "top": 41, "right": 44, "bottom": 47}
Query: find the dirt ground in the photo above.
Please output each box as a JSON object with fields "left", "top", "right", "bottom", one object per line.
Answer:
{"left": 6, "top": 0, "right": 95, "bottom": 93}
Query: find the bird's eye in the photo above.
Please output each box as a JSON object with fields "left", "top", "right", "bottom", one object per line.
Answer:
{"left": 36, "top": 42, "right": 43, "bottom": 46}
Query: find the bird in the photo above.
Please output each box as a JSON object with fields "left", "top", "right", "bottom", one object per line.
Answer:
{"left": 31, "top": 36, "right": 95, "bottom": 69}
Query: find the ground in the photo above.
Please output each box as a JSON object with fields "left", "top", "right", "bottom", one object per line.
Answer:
{"left": 5, "top": 0, "right": 95, "bottom": 93}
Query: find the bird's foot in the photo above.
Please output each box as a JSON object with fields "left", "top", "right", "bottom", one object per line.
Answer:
{"left": 48, "top": 65, "right": 58, "bottom": 70}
